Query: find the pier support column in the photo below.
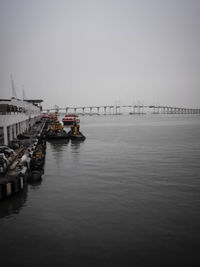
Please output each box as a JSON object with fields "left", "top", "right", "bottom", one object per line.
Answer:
{"left": 97, "top": 107, "right": 100, "bottom": 114}
{"left": 25, "top": 120, "right": 30, "bottom": 131}
{"left": 3, "top": 126, "right": 8, "bottom": 146}
{"left": 9, "top": 125, "right": 12, "bottom": 143}
{"left": 19, "top": 122, "right": 23, "bottom": 134}
{"left": 90, "top": 107, "right": 92, "bottom": 115}
{"left": 22, "top": 121, "right": 25, "bottom": 132}
{"left": 104, "top": 106, "right": 106, "bottom": 115}
{"left": 16, "top": 123, "right": 19, "bottom": 135}
{"left": 138, "top": 105, "right": 141, "bottom": 114}
{"left": 133, "top": 105, "right": 136, "bottom": 114}
{"left": 13, "top": 124, "right": 17, "bottom": 139}
{"left": 21, "top": 122, "right": 23, "bottom": 133}
{"left": 163, "top": 107, "right": 166, "bottom": 114}
{"left": 115, "top": 106, "right": 119, "bottom": 115}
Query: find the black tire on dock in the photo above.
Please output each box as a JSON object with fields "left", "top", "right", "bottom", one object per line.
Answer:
{"left": 1, "top": 183, "right": 7, "bottom": 199}
{"left": 6, "top": 182, "right": 12, "bottom": 197}
{"left": 18, "top": 176, "right": 24, "bottom": 190}
{"left": 30, "top": 170, "right": 42, "bottom": 183}
{"left": 12, "top": 179, "right": 19, "bottom": 194}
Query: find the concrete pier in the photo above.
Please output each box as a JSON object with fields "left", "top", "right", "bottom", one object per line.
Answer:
{"left": 0, "top": 120, "right": 46, "bottom": 200}
{"left": 0, "top": 98, "right": 46, "bottom": 200}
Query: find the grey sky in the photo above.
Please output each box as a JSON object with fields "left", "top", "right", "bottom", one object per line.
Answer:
{"left": 0, "top": 0, "right": 199, "bottom": 109}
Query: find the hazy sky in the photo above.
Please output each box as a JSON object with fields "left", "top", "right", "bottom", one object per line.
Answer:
{"left": 0, "top": 0, "right": 199, "bottom": 109}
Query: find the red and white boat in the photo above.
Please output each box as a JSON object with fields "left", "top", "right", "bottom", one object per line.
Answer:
{"left": 62, "top": 114, "right": 80, "bottom": 126}
{"left": 41, "top": 113, "right": 49, "bottom": 119}
{"left": 42, "top": 112, "right": 58, "bottom": 121}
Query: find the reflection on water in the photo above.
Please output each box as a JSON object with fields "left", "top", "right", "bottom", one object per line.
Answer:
{"left": 70, "top": 140, "right": 85, "bottom": 151}
{"left": 48, "top": 139, "right": 69, "bottom": 159}
{"left": 48, "top": 138, "right": 69, "bottom": 148}
{"left": 0, "top": 186, "right": 28, "bottom": 218}
{"left": 48, "top": 138, "right": 85, "bottom": 152}
{"left": 29, "top": 180, "right": 42, "bottom": 190}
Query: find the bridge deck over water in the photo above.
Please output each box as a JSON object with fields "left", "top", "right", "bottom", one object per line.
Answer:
{"left": 43, "top": 105, "right": 200, "bottom": 115}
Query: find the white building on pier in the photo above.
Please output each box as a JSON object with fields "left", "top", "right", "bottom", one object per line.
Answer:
{"left": 0, "top": 98, "right": 43, "bottom": 145}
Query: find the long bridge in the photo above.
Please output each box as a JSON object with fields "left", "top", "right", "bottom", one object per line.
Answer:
{"left": 42, "top": 104, "right": 200, "bottom": 115}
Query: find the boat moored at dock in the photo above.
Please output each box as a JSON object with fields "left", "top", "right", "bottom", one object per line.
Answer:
{"left": 68, "top": 133, "right": 86, "bottom": 141}
{"left": 42, "top": 112, "right": 58, "bottom": 122}
{"left": 62, "top": 114, "right": 80, "bottom": 126}
{"left": 0, "top": 96, "right": 87, "bottom": 200}
{"left": 68, "top": 123, "right": 86, "bottom": 141}
{"left": 45, "top": 119, "right": 69, "bottom": 139}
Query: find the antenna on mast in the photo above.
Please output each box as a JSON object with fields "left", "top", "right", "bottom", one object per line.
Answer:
{"left": 10, "top": 75, "right": 17, "bottom": 99}
{"left": 22, "top": 85, "right": 26, "bottom": 100}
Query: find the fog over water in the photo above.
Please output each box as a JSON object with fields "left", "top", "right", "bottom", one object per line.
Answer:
{"left": 0, "top": 0, "right": 200, "bottom": 108}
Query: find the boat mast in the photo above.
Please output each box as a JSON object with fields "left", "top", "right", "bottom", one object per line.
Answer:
{"left": 22, "top": 85, "right": 26, "bottom": 100}
{"left": 11, "top": 74, "right": 17, "bottom": 99}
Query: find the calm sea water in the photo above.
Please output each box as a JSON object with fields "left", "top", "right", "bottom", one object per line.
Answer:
{"left": 0, "top": 115, "right": 200, "bottom": 267}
